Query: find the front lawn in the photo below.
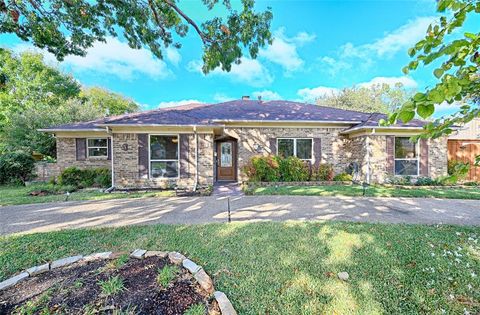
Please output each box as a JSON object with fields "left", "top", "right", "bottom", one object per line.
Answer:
{"left": 0, "top": 183, "right": 175, "bottom": 206}
{"left": 1, "top": 222, "right": 479, "bottom": 314}
{"left": 251, "top": 184, "right": 480, "bottom": 199}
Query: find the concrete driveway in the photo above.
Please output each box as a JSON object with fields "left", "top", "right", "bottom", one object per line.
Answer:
{"left": 1, "top": 195, "right": 480, "bottom": 235}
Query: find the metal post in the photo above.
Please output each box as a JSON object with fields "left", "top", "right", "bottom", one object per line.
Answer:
{"left": 227, "top": 197, "right": 231, "bottom": 223}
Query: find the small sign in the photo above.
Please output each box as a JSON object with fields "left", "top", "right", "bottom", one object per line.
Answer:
{"left": 121, "top": 144, "right": 129, "bottom": 151}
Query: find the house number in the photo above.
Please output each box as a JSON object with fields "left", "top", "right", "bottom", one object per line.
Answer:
{"left": 121, "top": 144, "right": 129, "bottom": 151}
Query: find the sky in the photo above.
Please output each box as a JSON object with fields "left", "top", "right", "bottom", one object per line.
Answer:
{"left": 1, "top": 0, "right": 478, "bottom": 117}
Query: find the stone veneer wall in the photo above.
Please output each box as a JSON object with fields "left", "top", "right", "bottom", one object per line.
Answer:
{"left": 428, "top": 136, "right": 448, "bottom": 178}
{"left": 223, "top": 127, "right": 350, "bottom": 181}
{"left": 112, "top": 133, "right": 214, "bottom": 189}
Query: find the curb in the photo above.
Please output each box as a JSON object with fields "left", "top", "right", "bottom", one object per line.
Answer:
{"left": 0, "top": 249, "right": 237, "bottom": 315}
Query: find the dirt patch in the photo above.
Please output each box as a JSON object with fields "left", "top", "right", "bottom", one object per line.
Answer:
{"left": 0, "top": 256, "right": 219, "bottom": 314}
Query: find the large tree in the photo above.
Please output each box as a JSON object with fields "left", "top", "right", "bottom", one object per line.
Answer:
{"left": 80, "top": 87, "right": 139, "bottom": 116}
{"left": 316, "top": 84, "right": 413, "bottom": 114}
{"left": 0, "top": 0, "right": 273, "bottom": 73}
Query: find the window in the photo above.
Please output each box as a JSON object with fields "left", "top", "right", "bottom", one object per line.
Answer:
{"left": 277, "top": 138, "right": 312, "bottom": 160}
{"left": 394, "top": 137, "right": 419, "bottom": 176}
{"left": 220, "top": 142, "right": 232, "bottom": 167}
{"left": 87, "top": 138, "right": 108, "bottom": 157}
{"left": 150, "top": 135, "right": 179, "bottom": 178}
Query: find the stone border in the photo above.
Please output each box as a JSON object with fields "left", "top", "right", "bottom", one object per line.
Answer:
{"left": 0, "top": 249, "right": 237, "bottom": 315}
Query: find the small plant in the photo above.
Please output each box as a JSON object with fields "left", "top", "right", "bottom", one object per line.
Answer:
{"left": 333, "top": 173, "right": 353, "bottom": 182}
{"left": 184, "top": 303, "right": 206, "bottom": 315}
{"left": 106, "top": 253, "right": 130, "bottom": 270}
{"left": 314, "top": 163, "right": 334, "bottom": 181}
{"left": 73, "top": 279, "right": 84, "bottom": 289}
{"left": 98, "top": 276, "right": 125, "bottom": 297}
{"left": 156, "top": 265, "right": 179, "bottom": 287}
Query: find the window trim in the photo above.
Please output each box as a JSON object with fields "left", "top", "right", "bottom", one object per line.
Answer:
{"left": 148, "top": 134, "right": 180, "bottom": 179}
{"left": 86, "top": 137, "right": 109, "bottom": 158}
{"left": 276, "top": 138, "right": 313, "bottom": 161}
{"left": 393, "top": 136, "right": 419, "bottom": 176}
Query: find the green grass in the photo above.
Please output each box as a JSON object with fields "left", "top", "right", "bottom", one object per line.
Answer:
{"left": 1, "top": 222, "right": 479, "bottom": 314}
{"left": 156, "top": 265, "right": 180, "bottom": 287}
{"left": 98, "top": 276, "right": 125, "bottom": 297}
{"left": 252, "top": 184, "right": 480, "bottom": 199}
{"left": 184, "top": 303, "right": 206, "bottom": 315}
{"left": 0, "top": 183, "right": 175, "bottom": 206}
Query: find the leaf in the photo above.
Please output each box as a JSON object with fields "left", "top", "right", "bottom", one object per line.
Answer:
{"left": 408, "top": 47, "right": 416, "bottom": 57}
{"left": 434, "top": 68, "right": 444, "bottom": 78}
{"left": 398, "top": 110, "right": 415, "bottom": 123}
{"left": 464, "top": 32, "right": 477, "bottom": 40}
{"left": 417, "top": 104, "right": 435, "bottom": 119}
{"left": 413, "top": 92, "right": 426, "bottom": 102}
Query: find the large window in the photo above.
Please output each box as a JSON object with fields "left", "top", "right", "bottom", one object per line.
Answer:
{"left": 150, "top": 135, "right": 179, "bottom": 178}
{"left": 87, "top": 138, "right": 108, "bottom": 158}
{"left": 394, "top": 137, "right": 419, "bottom": 176}
{"left": 277, "top": 138, "right": 313, "bottom": 160}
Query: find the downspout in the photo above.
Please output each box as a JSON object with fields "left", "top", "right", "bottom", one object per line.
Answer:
{"left": 106, "top": 126, "right": 115, "bottom": 192}
{"left": 193, "top": 125, "right": 199, "bottom": 192}
{"left": 365, "top": 128, "right": 376, "bottom": 184}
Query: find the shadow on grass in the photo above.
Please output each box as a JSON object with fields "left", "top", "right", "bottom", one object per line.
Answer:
{"left": 1, "top": 222, "right": 479, "bottom": 314}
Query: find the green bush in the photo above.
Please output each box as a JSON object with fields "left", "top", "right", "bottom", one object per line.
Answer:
{"left": 58, "top": 167, "right": 111, "bottom": 188}
{"left": 278, "top": 156, "right": 310, "bottom": 182}
{"left": 414, "top": 176, "right": 442, "bottom": 186}
{"left": 0, "top": 151, "right": 36, "bottom": 185}
{"left": 242, "top": 156, "right": 280, "bottom": 182}
{"left": 333, "top": 173, "right": 353, "bottom": 182}
{"left": 314, "top": 164, "right": 334, "bottom": 181}
{"left": 447, "top": 160, "right": 470, "bottom": 184}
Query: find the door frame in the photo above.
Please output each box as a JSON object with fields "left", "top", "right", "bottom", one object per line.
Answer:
{"left": 215, "top": 138, "right": 238, "bottom": 182}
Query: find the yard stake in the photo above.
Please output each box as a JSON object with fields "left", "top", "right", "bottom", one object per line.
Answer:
{"left": 227, "top": 197, "right": 231, "bottom": 223}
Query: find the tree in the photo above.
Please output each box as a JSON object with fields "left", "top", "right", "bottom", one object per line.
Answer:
{"left": 80, "top": 87, "right": 139, "bottom": 116}
{"left": 316, "top": 84, "right": 413, "bottom": 114}
{"left": 392, "top": 0, "right": 480, "bottom": 144}
{"left": 0, "top": 0, "right": 273, "bottom": 73}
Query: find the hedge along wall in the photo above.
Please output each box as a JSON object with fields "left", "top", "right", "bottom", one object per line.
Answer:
{"left": 248, "top": 181, "right": 352, "bottom": 187}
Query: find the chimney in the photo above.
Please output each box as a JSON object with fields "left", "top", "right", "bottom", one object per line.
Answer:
{"left": 242, "top": 95, "right": 250, "bottom": 100}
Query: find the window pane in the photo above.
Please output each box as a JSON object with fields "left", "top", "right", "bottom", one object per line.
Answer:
{"left": 88, "top": 148, "right": 108, "bottom": 157}
{"left": 296, "top": 139, "right": 312, "bottom": 160}
{"left": 395, "top": 137, "right": 417, "bottom": 158}
{"left": 150, "top": 135, "right": 178, "bottom": 160}
{"left": 88, "top": 138, "right": 107, "bottom": 147}
{"left": 151, "top": 161, "right": 178, "bottom": 178}
{"left": 395, "top": 160, "right": 418, "bottom": 175}
{"left": 220, "top": 142, "right": 232, "bottom": 167}
{"left": 278, "top": 139, "right": 294, "bottom": 157}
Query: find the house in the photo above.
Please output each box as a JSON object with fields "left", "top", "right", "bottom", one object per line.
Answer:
{"left": 40, "top": 98, "right": 448, "bottom": 188}
{"left": 448, "top": 118, "right": 480, "bottom": 181}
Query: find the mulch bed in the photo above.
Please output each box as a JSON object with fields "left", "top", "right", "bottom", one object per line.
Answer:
{"left": 0, "top": 256, "right": 219, "bottom": 314}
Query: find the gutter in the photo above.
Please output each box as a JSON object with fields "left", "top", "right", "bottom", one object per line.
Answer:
{"left": 106, "top": 127, "right": 115, "bottom": 192}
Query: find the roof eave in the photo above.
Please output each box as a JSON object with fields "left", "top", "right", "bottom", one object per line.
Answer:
{"left": 341, "top": 126, "right": 425, "bottom": 134}
{"left": 38, "top": 128, "right": 107, "bottom": 132}
{"left": 210, "top": 119, "right": 363, "bottom": 124}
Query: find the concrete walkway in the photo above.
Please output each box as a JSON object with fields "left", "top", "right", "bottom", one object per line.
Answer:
{"left": 1, "top": 195, "right": 480, "bottom": 235}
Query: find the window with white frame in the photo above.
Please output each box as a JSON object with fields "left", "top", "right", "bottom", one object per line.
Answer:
{"left": 87, "top": 138, "right": 108, "bottom": 157}
{"left": 150, "top": 135, "right": 179, "bottom": 178}
{"left": 394, "top": 137, "right": 419, "bottom": 176}
{"left": 277, "top": 138, "right": 313, "bottom": 160}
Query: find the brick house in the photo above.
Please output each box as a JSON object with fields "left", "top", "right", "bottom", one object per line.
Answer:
{"left": 40, "top": 99, "right": 448, "bottom": 188}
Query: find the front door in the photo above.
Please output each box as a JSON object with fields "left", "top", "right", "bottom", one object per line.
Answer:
{"left": 216, "top": 140, "right": 236, "bottom": 181}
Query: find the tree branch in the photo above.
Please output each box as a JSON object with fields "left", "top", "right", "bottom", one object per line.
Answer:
{"left": 147, "top": 0, "right": 167, "bottom": 36}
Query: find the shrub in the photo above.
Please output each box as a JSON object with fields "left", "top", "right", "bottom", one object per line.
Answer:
{"left": 0, "top": 151, "right": 36, "bottom": 185}
{"left": 414, "top": 176, "right": 442, "bottom": 186}
{"left": 242, "top": 155, "right": 280, "bottom": 182}
{"left": 333, "top": 173, "right": 353, "bottom": 182}
{"left": 447, "top": 160, "right": 470, "bottom": 184}
{"left": 58, "top": 167, "right": 111, "bottom": 188}
{"left": 278, "top": 156, "right": 310, "bottom": 182}
{"left": 314, "top": 164, "right": 334, "bottom": 181}
{"left": 386, "top": 175, "right": 413, "bottom": 185}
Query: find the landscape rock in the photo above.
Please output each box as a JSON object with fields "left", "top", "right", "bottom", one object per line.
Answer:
{"left": 338, "top": 272, "right": 349, "bottom": 281}
{"left": 168, "top": 252, "right": 186, "bottom": 265}
{"left": 214, "top": 291, "right": 237, "bottom": 315}
{"left": 182, "top": 259, "right": 202, "bottom": 274}
{"left": 0, "top": 272, "right": 29, "bottom": 291}
{"left": 145, "top": 251, "right": 168, "bottom": 258}
{"left": 26, "top": 263, "right": 50, "bottom": 276}
{"left": 130, "top": 249, "right": 147, "bottom": 259}
{"left": 194, "top": 268, "right": 214, "bottom": 294}
{"left": 83, "top": 252, "right": 113, "bottom": 262}
{"left": 51, "top": 255, "right": 83, "bottom": 269}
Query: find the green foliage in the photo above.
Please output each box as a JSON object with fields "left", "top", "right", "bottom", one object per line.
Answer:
{"left": 98, "top": 276, "right": 125, "bottom": 297}
{"left": 242, "top": 155, "right": 281, "bottom": 182}
{"left": 445, "top": 160, "right": 470, "bottom": 184}
{"left": 80, "top": 87, "right": 138, "bottom": 116}
{"left": 386, "top": 175, "right": 413, "bottom": 186}
{"left": 0, "top": 151, "right": 35, "bottom": 185}
{"left": 313, "top": 164, "right": 334, "bottom": 181}
{"left": 278, "top": 156, "right": 310, "bottom": 182}
{"left": 184, "top": 304, "right": 206, "bottom": 315}
{"left": 58, "top": 167, "right": 111, "bottom": 188}
{"left": 0, "top": 0, "right": 273, "bottom": 73}
{"left": 316, "top": 83, "right": 413, "bottom": 113}
{"left": 414, "top": 177, "right": 443, "bottom": 186}
{"left": 333, "top": 173, "right": 353, "bottom": 182}
{"left": 27, "top": 183, "right": 77, "bottom": 195}
{"left": 156, "top": 265, "right": 179, "bottom": 287}
{"left": 392, "top": 0, "right": 480, "bottom": 141}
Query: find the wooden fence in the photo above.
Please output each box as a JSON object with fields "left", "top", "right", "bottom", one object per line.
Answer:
{"left": 447, "top": 139, "right": 480, "bottom": 182}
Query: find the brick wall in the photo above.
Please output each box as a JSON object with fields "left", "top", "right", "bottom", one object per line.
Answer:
{"left": 428, "top": 136, "right": 448, "bottom": 178}
{"left": 56, "top": 137, "right": 111, "bottom": 170}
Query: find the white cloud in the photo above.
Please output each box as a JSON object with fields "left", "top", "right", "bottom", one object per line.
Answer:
{"left": 213, "top": 93, "right": 235, "bottom": 102}
{"left": 292, "top": 31, "right": 316, "bottom": 45}
{"left": 252, "top": 90, "right": 282, "bottom": 100}
{"left": 158, "top": 99, "right": 202, "bottom": 108}
{"left": 357, "top": 76, "right": 418, "bottom": 89}
{"left": 297, "top": 86, "right": 339, "bottom": 102}
{"left": 166, "top": 47, "right": 181, "bottom": 66}
{"left": 320, "top": 16, "right": 436, "bottom": 75}
{"left": 13, "top": 37, "right": 172, "bottom": 80}
{"left": 187, "top": 57, "right": 273, "bottom": 87}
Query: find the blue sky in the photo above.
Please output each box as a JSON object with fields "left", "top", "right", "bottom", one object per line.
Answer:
{"left": 1, "top": 0, "right": 478, "bottom": 116}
